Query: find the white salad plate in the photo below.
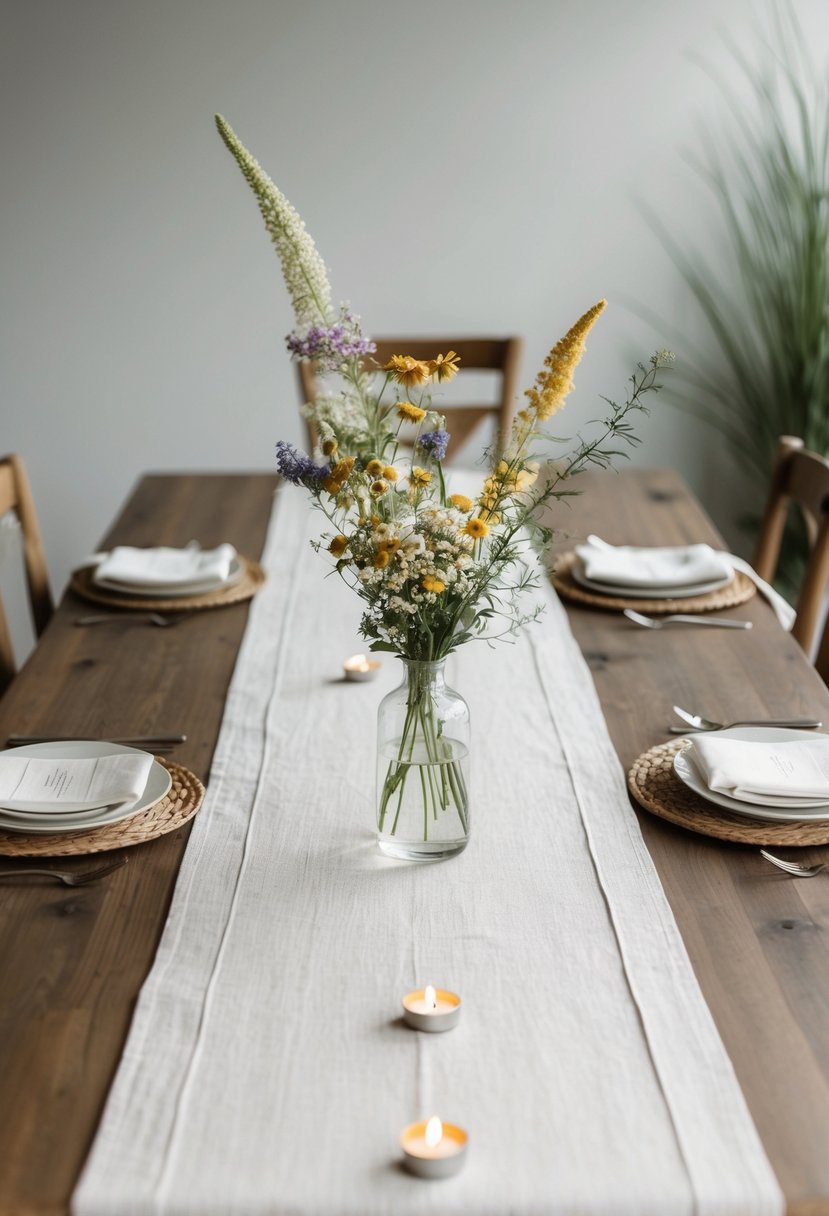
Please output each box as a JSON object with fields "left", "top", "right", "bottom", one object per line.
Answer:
{"left": 93, "top": 555, "right": 244, "bottom": 598}
{"left": 0, "top": 741, "right": 172, "bottom": 834}
{"left": 571, "top": 560, "right": 734, "bottom": 600}
{"left": 673, "top": 726, "right": 829, "bottom": 823}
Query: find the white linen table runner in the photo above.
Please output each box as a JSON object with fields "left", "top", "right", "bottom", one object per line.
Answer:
{"left": 73, "top": 487, "right": 783, "bottom": 1216}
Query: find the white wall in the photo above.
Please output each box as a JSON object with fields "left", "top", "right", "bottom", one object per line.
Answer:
{"left": 2, "top": 0, "right": 827, "bottom": 658}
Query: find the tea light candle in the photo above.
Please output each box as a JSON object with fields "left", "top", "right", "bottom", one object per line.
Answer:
{"left": 402, "top": 985, "right": 461, "bottom": 1032}
{"left": 401, "top": 1116, "right": 468, "bottom": 1179}
{"left": 343, "top": 653, "right": 381, "bottom": 682}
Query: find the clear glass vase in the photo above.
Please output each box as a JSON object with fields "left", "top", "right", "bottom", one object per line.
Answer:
{"left": 376, "top": 659, "right": 470, "bottom": 861}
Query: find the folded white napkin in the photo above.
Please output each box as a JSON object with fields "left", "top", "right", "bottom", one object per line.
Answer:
{"left": 575, "top": 536, "right": 732, "bottom": 589}
{"left": 690, "top": 734, "right": 829, "bottom": 807}
{"left": 0, "top": 753, "right": 154, "bottom": 814}
{"left": 576, "top": 536, "right": 796, "bottom": 631}
{"left": 94, "top": 544, "right": 236, "bottom": 590}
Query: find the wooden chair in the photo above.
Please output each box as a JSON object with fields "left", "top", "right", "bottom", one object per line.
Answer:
{"left": 753, "top": 436, "right": 829, "bottom": 665}
{"left": 296, "top": 336, "right": 523, "bottom": 461}
{"left": 0, "top": 454, "right": 53, "bottom": 694}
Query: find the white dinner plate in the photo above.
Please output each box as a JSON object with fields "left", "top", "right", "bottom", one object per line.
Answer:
{"left": 571, "top": 559, "right": 734, "bottom": 600}
{"left": 0, "top": 741, "right": 172, "bottom": 834}
{"left": 93, "top": 554, "right": 244, "bottom": 599}
{"left": 673, "top": 726, "right": 829, "bottom": 822}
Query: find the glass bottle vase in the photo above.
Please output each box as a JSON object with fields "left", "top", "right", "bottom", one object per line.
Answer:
{"left": 376, "top": 659, "right": 470, "bottom": 861}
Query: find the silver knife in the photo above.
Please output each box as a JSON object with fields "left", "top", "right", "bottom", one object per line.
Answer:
{"left": 5, "top": 733, "right": 187, "bottom": 746}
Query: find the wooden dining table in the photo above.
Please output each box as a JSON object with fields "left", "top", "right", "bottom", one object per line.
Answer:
{"left": 1, "top": 467, "right": 828, "bottom": 1216}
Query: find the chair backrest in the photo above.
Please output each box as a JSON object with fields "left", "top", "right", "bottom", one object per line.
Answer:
{"left": 0, "top": 454, "right": 53, "bottom": 693}
{"left": 296, "top": 336, "right": 523, "bottom": 460}
{"left": 752, "top": 435, "right": 829, "bottom": 659}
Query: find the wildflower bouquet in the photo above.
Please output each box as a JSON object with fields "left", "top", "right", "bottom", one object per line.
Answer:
{"left": 216, "top": 115, "right": 669, "bottom": 857}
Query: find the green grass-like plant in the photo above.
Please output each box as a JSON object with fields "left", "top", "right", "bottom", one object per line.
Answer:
{"left": 650, "top": 4, "right": 829, "bottom": 587}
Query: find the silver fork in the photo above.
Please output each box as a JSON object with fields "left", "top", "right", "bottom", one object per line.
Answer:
{"left": 760, "top": 849, "right": 826, "bottom": 877}
{"left": 75, "top": 613, "right": 192, "bottom": 628}
{"left": 670, "top": 705, "right": 822, "bottom": 733}
{"left": 0, "top": 857, "right": 128, "bottom": 886}
{"left": 623, "top": 608, "right": 752, "bottom": 630}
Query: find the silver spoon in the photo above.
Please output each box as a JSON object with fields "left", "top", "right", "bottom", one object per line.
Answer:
{"left": 670, "top": 705, "right": 822, "bottom": 733}
{"left": 760, "top": 850, "right": 825, "bottom": 877}
{"left": 624, "top": 608, "right": 752, "bottom": 630}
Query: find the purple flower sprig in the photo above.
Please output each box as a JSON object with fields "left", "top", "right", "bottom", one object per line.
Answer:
{"left": 416, "top": 428, "right": 450, "bottom": 462}
{"left": 275, "top": 441, "right": 329, "bottom": 487}
{"left": 286, "top": 308, "right": 376, "bottom": 372}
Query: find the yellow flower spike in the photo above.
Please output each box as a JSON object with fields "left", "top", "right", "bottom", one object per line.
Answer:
{"left": 366, "top": 459, "right": 384, "bottom": 477}
{"left": 382, "top": 465, "right": 398, "bottom": 482}
{"left": 328, "top": 535, "right": 349, "bottom": 558}
{"left": 410, "top": 466, "right": 432, "bottom": 486}
{"left": 427, "top": 351, "right": 461, "bottom": 383}
{"left": 515, "top": 463, "right": 539, "bottom": 492}
{"left": 384, "top": 355, "right": 431, "bottom": 388}
{"left": 526, "top": 300, "right": 607, "bottom": 422}
{"left": 465, "top": 517, "right": 490, "bottom": 539}
{"left": 449, "top": 493, "right": 473, "bottom": 512}
{"left": 397, "top": 401, "right": 427, "bottom": 423}
{"left": 422, "top": 575, "right": 446, "bottom": 593}
{"left": 370, "top": 479, "right": 389, "bottom": 497}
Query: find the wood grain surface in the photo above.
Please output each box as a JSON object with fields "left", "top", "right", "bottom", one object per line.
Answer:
{"left": 0, "top": 473, "right": 278, "bottom": 1216}
{"left": 1, "top": 468, "right": 828, "bottom": 1215}
{"left": 549, "top": 468, "right": 829, "bottom": 1216}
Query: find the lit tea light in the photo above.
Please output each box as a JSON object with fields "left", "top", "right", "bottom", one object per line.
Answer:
{"left": 343, "top": 653, "right": 381, "bottom": 682}
{"left": 401, "top": 985, "right": 461, "bottom": 1032}
{"left": 401, "top": 1115, "right": 468, "bottom": 1178}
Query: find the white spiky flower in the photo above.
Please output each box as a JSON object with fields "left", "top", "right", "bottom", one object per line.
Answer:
{"left": 216, "top": 115, "right": 332, "bottom": 327}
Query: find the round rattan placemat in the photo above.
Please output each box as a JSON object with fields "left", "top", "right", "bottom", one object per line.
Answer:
{"left": 70, "top": 556, "right": 265, "bottom": 612}
{"left": 0, "top": 758, "right": 205, "bottom": 857}
{"left": 628, "top": 738, "right": 829, "bottom": 846}
{"left": 552, "top": 551, "right": 756, "bottom": 614}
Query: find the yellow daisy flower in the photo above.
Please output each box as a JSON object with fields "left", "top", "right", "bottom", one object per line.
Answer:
{"left": 377, "top": 538, "right": 400, "bottom": 555}
{"left": 427, "top": 351, "right": 461, "bottom": 383}
{"left": 323, "top": 456, "right": 355, "bottom": 495}
{"left": 465, "top": 517, "right": 490, "bottom": 539}
{"left": 384, "top": 355, "right": 431, "bottom": 388}
{"left": 328, "top": 534, "right": 349, "bottom": 558}
{"left": 370, "top": 479, "right": 389, "bottom": 497}
{"left": 321, "top": 437, "right": 338, "bottom": 457}
{"left": 422, "top": 575, "right": 446, "bottom": 593}
{"left": 382, "top": 465, "right": 398, "bottom": 482}
{"left": 366, "top": 459, "right": 384, "bottom": 477}
{"left": 374, "top": 549, "right": 391, "bottom": 570}
{"left": 397, "top": 401, "right": 427, "bottom": 423}
{"left": 410, "top": 466, "right": 432, "bottom": 486}
{"left": 449, "top": 493, "right": 473, "bottom": 512}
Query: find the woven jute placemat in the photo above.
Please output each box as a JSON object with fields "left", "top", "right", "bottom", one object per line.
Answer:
{"left": 0, "top": 758, "right": 205, "bottom": 857}
{"left": 70, "top": 556, "right": 265, "bottom": 612}
{"left": 628, "top": 739, "right": 829, "bottom": 846}
{"left": 552, "top": 551, "right": 756, "bottom": 614}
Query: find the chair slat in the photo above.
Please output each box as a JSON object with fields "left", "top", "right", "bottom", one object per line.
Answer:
{"left": 296, "top": 335, "right": 523, "bottom": 461}
{"left": 0, "top": 454, "right": 54, "bottom": 695}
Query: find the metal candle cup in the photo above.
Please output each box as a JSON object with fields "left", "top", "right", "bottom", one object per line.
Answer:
{"left": 400, "top": 1117, "right": 468, "bottom": 1179}
{"left": 342, "top": 654, "right": 381, "bottom": 682}
{"left": 401, "top": 986, "right": 461, "bottom": 1032}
